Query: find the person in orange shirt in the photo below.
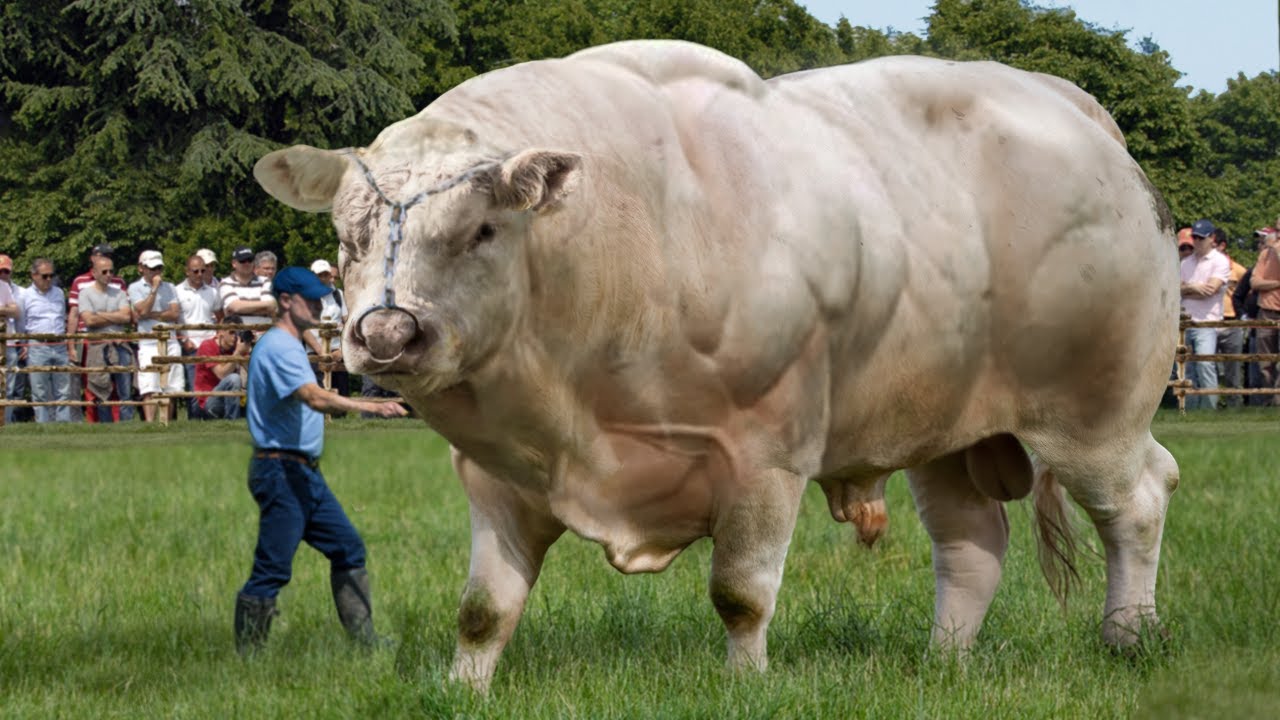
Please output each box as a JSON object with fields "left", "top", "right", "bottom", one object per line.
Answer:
{"left": 1250, "top": 226, "right": 1280, "bottom": 405}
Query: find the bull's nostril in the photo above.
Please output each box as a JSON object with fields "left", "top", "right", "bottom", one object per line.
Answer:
{"left": 356, "top": 307, "right": 421, "bottom": 361}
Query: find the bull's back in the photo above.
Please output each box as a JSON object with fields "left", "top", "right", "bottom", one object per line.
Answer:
{"left": 762, "top": 57, "right": 1178, "bottom": 467}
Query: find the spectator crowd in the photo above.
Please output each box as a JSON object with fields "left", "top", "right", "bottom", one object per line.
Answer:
{"left": 1177, "top": 218, "right": 1280, "bottom": 408}
{"left": 0, "top": 244, "right": 383, "bottom": 423}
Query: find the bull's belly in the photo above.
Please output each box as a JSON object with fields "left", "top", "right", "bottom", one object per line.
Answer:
{"left": 549, "top": 428, "right": 730, "bottom": 573}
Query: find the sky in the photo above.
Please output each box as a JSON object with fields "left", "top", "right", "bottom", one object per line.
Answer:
{"left": 802, "top": 0, "right": 1279, "bottom": 94}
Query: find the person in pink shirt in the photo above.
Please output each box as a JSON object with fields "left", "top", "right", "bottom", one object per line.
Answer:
{"left": 1179, "top": 219, "right": 1231, "bottom": 409}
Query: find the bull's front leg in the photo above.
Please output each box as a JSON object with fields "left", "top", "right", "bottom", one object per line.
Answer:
{"left": 708, "top": 468, "right": 806, "bottom": 671}
{"left": 449, "top": 452, "right": 563, "bottom": 693}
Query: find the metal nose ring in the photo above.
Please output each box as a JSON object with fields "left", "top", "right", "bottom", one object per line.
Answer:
{"left": 354, "top": 304, "right": 422, "bottom": 363}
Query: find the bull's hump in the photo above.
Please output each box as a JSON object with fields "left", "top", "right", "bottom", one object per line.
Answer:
{"left": 567, "top": 40, "right": 767, "bottom": 99}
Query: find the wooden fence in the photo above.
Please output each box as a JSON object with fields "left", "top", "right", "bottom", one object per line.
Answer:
{"left": 0, "top": 321, "right": 402, "bottom": 427}
{"left": 1169, "top": 316, "right": 1280, "bottom": 412}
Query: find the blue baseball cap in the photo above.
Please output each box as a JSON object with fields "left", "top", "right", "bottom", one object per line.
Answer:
{"left": 271, "top": 266, "right": 333, "bottom": 300}
{"left": 1191, "top": 219, "right": 1216, "bottom": 238}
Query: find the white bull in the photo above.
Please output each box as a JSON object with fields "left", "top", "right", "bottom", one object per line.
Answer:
{"left": 255, "top": 40, "right": 1180, "bottom": 691}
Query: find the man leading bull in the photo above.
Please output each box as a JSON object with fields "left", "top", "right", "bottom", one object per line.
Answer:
{"left": 233, "top": 266, "right": 407, "bottom": 654}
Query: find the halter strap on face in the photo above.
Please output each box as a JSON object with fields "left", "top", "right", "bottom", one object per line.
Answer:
{"left": 343, "top": 151, "right": 504, "bottom": 344}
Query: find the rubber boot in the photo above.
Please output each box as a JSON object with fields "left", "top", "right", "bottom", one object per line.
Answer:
{"left": 234, "top": 593, "right": 278, "bottom": 655}
{"left": 331, "top": 567, "right": 380, "bottom": 646}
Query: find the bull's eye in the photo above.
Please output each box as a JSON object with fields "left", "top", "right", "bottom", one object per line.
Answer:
{"left": 474, "top": 223, "right": 497, "bottom": 245}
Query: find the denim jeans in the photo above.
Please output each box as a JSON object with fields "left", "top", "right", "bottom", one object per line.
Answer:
{"left": 1216, "top": 326, "right": 1244, "bottom": 408}
{"left": 5, "top": 345, "right": 29, "bottom": 423}
{"left": 239, "top": 455, "right": 366, "bottom": 599}
{"left": 27, "top": 343, "right": 72, "bottom": 422}
{"left": 1184, "top": 326, "right": 1219, "bottom": 410}
{"left": 203, "top": 373, "right": 243, "bottom": 420}
{"left": 96, "top": 343, "right": 135, "bottom": 423}
{"left": 182, "top": 344, "right": 199, "bottom": 416}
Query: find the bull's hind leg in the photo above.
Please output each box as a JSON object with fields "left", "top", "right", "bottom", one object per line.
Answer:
{"left": 708, "top": 468, "right": 806, "bottom": 671}
{"left": 907, "top": 451, "right": 1010, "bottom": 650}
{"left": 1033, "top": 432, "right": 1178, "bottom": 647}
{"left": 449, "top": 452, "right": 564, "bottom": 693}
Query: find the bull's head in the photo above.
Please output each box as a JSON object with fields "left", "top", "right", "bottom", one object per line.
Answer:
{"left": 254, "top": 116, "right": 581, "bottom": 394}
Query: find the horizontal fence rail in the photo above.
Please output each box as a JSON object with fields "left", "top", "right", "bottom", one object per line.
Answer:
{"left": 1, "top": 322, "right": 406, "bottom": 426}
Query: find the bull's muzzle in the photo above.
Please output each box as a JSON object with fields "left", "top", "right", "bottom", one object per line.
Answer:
{"left": 352, "top": 306, "right": 432, "bottom": 363}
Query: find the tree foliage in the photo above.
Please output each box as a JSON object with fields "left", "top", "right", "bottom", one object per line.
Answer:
{"left": 0, "top": 0, "right": 452, "bottom": 281}
{"left": 1, "top": 0, "right": 1276, "bottom": 282}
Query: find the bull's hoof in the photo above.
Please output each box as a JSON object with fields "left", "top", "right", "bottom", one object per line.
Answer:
{"left": 1103, "top": 614, "right": 1172, "bottom": 660}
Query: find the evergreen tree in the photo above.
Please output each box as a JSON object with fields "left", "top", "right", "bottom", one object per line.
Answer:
{"left": 0, "top": 0, "right": 453, "bottom": 280}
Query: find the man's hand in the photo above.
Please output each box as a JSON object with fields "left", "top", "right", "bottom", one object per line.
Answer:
{"left": 357, "top": 400, "right": 409, "bottom": 418}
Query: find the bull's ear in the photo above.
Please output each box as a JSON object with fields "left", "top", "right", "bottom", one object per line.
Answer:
{"left": 253, "top": 145, "right": 350, "bottom": 212}
{"left": 493, "top": 150, "right": 582, "bottom": 213}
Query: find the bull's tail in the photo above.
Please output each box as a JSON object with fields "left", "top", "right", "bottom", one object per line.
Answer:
{"left": 1031, "top": 463, "right": 1081, "bottom": 610}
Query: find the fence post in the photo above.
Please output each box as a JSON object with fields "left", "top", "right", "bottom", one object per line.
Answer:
{"left": 0, "top": 337, "right": 6, "bottom": 428}
{"left": 1176, "top": 322, "right": 1187, "bottom": 415}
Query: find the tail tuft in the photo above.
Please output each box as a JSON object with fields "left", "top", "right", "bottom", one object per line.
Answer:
{"left": 1032, "top": 464, "right": 1081, "bottom": 610}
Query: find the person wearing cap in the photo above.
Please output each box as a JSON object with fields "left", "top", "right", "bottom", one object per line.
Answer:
{"left": 303, "top": 259, "right": 349, "bottom": 398}
{"left": 129, "top": 250, "right": 185, "bottom": 421}
{"left": 1179, "top": 219, "right": 1231, "bottom": 409}
{"left": 195, "top": 248, "right": 221, "bottom": 288}
{"left": 18, "top": 258, "right": 73, "bottom": 422}
{"left": 1176, "top": 228, "right": 1194, "bottom": 260}
{"left": 219, "top": 246, "right": 275, "bottom": 329}
{"left": 233, "top": 266, "right": 407, "bottom": 655}
{"left": 1249, "top": 225, "right": 1280, "bottom": 404}
{"left": 67, "top": 243, "right": 125, "bottom": 422}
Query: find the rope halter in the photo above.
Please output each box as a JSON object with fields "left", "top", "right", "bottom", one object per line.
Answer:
{"left": 344, "top": 151, "right": 504, "bottom": 349}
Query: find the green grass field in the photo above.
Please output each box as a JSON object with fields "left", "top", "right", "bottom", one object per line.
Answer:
{"left": 1, "top": 410, "right": 1277, "bottom": 718}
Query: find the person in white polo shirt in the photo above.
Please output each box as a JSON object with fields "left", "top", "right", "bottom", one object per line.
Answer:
{"left": 129, "top": 250, "right": 185, "bottom": 421}
{"left": 176, "top": 252, "right": 224, "bottom": 416}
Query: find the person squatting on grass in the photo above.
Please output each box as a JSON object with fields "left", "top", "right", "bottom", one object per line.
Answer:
{"left": 234, "top": 266, "right": 408, "bottom": 655}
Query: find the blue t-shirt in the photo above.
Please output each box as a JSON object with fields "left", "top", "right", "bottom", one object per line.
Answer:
{"left": 247, "top": 327, "right": 324, "bottom": 458}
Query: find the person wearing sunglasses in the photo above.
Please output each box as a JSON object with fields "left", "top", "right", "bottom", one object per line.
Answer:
{"left": 67, "top": 244, "right": 125, "bottom": 422}
{"left": 176, "top": 253, "right": 225, "bottom": 416}
{"left": 218, "top": 246, "right": 276, "bottom": 330}
{"left": 16, "top": 258, "right": 73, "bottom": 422}
{"left": 78, "top": 255, "right": 136, "bottom": 422}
